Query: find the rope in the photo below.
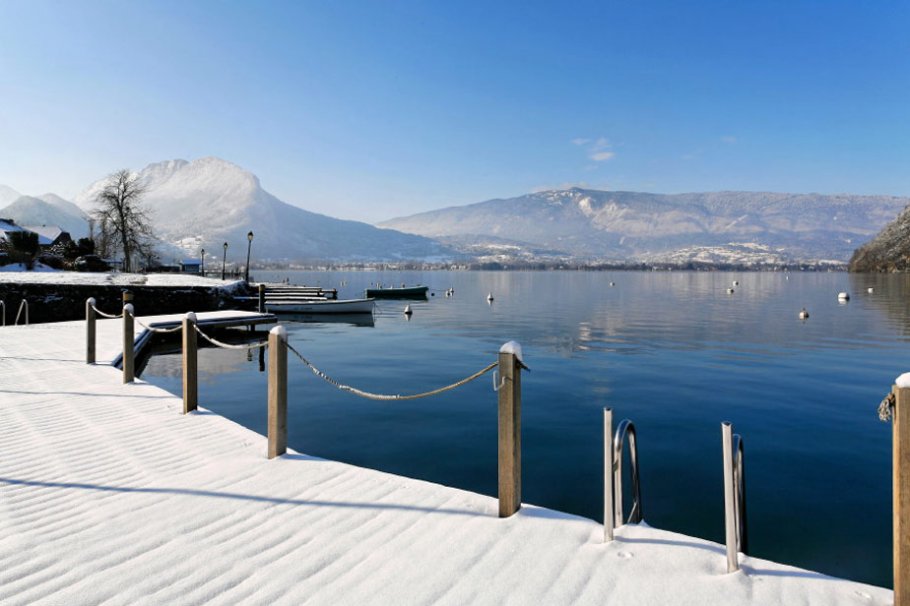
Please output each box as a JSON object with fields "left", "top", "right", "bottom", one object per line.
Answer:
{"left": 91, "top": 304, "right": 122, "bottom": 319}
{"left": 286, "top": 341, "right": 498, "bottom": 401}
{"left": 122, "top": 308, "right": 183, "bottom": 334}
{"left": 194, "top": 324, "right": 268, "bottom": 350}
{"left": 879, "top": 392, "right": 895, "bottom": 422}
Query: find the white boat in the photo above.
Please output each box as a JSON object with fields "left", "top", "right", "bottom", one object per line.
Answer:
{"left": 265, "top": 298, "right": 375, "bottom": 314}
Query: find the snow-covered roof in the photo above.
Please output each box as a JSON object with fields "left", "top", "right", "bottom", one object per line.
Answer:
{"left": 23, "top": 224, "right": 69, "bottom": 243}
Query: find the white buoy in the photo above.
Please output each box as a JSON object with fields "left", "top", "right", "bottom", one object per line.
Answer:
{"left": 404, "top": 304, "right": 412, "bottom": 315}
{"left": 838, "top": 292, "right": 850, "bottom": 302}
{"left": 609, "top": 282, "right": 615, "bottom": 287}
{"left": 487, "top": 293, "right": 494, "bottom": 302}
{"left": 867, "top": 287, "right": 874, "bottom": 294}
{"left": 726, "top": 288, "right": 735, "bottom": 294}
{"left": 732, "top": 280, "right": 739, "bottom": 286}
{"left": 799, "top": 308, "right": 809, "bottom": 319}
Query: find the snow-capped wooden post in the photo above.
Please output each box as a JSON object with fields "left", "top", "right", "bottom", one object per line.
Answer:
{"left": 893, "top": 381, "right": 910, "bottom": 605}
{"left": 122, "top": 291, "right": 134, "bottom": 383}
{"left": 722, "top": 422, "right": 739, "bottom": 573}
{"left": 268, "top": 325, "right": 288, "bottom": 459}
{"left": 604, "top": 407, "right": 615, "bottom": 542}
{"left": 498, "top": 341, "right": 525, "bottom": 518}
{"left": 258, "top": 283, "right": 266, "bottom": 313}
{"left": 182, "top": 312, "right": 198, "bottom": 414}
{"left": 86, "top": 297, "right": 96, "bottom": 364}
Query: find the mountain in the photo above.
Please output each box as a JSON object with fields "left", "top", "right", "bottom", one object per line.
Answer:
{"left": 380, "top": 188, "right": 910, "bottom": 263}
{"left": 0, "top": 195, "right": 90, "bottom": 240}
{"left": 75, "top": 157, "right": 450, "bottom": 263}
{"left": 848, "top": 205, "right": 910, "bottom": 271}
{"left": 0, "top": 185, "right": 21, "bottom": 208}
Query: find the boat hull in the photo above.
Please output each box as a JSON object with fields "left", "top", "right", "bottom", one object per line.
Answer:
{"left": 265, "top": 298, "right": 375, "bottom": 314}
{"left": 364, "top": 286, "right": 429, "bottom": 299}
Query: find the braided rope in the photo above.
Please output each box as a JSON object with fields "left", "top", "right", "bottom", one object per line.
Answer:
{"left": 879, "top": 392, "right": 895, "bottom": 422}
{"left": 286, "top": 341, "right": 498, "bottom": 401}
{"left": 123, "top": 309, "right": 184, "bottom": 334}
{"left": 194, "top": 324, "right": 268, "bottom": 350}
{"left": 91, "top": 304, "right": 122, "bottom": 319}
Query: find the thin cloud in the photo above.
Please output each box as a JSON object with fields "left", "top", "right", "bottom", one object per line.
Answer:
{"left": 720, "top": 135, "right": 737, "bottom": 144}
{"left": 590, "top": 151, "right": 616, "bottom": 162}
{"left": 571, "top": 137, "right": 590, "bottom": 146}
{"left": 574, "top": 135, "right": 616, "bottom": 162}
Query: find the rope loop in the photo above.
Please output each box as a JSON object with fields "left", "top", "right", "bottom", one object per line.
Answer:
{"left": 194, "top": 324, "right": 268, "bottom": 350}
{"left": 285, "top": 341, "right": 498, "bottom": 401}
{"left": 91, "top": 304, "right": 122, "bottom": 319}
{"left": 879, "top": 392, "right": 896, "bottom": 423}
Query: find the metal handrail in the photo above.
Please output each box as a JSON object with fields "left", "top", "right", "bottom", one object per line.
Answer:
{"left": 14, "top": 299, "right": 28, "bottom": 326}
{"left": 732, "top": 433, "right": 748, "bottom": 554}
{"left": 0, "top": 300, "right": 5, "bottom": 326}
{"left": 613, "top": 418, "right": 643, "bottom": 526}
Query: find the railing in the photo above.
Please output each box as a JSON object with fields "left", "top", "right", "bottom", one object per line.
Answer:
{"left": 603, "top": 409, "right": 643, "bottom": 542}
{"left": 14, "top": 299, "right": 28, "bottom": 326}
{"left": 722, "top": 422, "right": 748, "bottom": 572}
{"left": 0, "top": 300, "right": 5, "bottom": 326}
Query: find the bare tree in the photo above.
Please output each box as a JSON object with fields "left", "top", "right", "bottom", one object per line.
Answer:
{"left": 93, "top": 169, "right": 154, "bottom": 272}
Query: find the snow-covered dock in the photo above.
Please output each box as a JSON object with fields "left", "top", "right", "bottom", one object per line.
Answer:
{"left": 0, "top": 318, "right": 893, "bottom": 605}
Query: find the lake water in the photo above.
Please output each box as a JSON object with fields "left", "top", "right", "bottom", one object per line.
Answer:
{"left": 140, "top": 270, "right": 910, "bottom": 588}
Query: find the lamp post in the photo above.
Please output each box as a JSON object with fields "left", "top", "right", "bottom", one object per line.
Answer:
{"left": 222, "top": 242, "right": 228, "bottom": 280}
{"left": 245, "top": 231, "right": 254, "bottom": 283}
{"left": 200, "top": 248, "right": 205, "bottom": 277}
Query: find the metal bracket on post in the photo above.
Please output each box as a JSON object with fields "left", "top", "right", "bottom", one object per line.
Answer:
{"left": 86, "top": 298, "right": 96, "bottom": 364}
{"left": 182, "top": 312, "right": 198, "bottom": 414}
{"left": 268, "top": 325, "right": 288, "bottom": 459}
{"left": 498, "top": 341, "right": 525, "bottom": 518}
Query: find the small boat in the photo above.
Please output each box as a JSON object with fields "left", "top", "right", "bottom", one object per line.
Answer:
{"left": 266, "top": 298, "right": 375, "bottom": 314}
{"left": 364, "top": 285, "right": 430, "bottom": 299}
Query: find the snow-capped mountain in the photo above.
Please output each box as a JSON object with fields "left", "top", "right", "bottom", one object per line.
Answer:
{"left": 0, "top": 194, "right": 90, "bottom": 240}
{"left": 379, "top": 188, "right": 910, "bottom": 262}
{"left": 75, "top": 157, "right": 449, "bottom": 263}
{"left": 0, "top": 185, "right": 22, "bottom": 208}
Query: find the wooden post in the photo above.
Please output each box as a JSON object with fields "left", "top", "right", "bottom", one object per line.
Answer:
{"left": 258, "top": 283, "right": 266, "bottom": 313}
{"left": 498, "top": 342, "right": 524, "bottom": 517}
{"left": 604, "top": 407, "right": 614, "bottom": 542}
{"left": 895, "top": 386, "right": 910, "bottom": 604}
{"left": 86, "top": 297, "right": 96, "bottom": 364}
{"left": 722, "top": 421, "right": 739, "bottom": 573}
{"left": 268, "top": 325, "right": 288, "bottom": 459}
{"left": 182, "top": 312, "right": 198, "bottom": 414}
{"left": 122, "top": 290, "right": 134, "bottom": 383}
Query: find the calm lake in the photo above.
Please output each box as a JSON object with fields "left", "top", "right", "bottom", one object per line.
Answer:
{"left": 141, "top": 270, "right": 909, "bottom": 588}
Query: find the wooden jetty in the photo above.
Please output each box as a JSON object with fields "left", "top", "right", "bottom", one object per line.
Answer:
{"left": 0, "top": 316, "right": 895, "bottom": 604}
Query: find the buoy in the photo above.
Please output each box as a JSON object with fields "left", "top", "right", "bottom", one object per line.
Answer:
{"left": 732, "top": 280, "right": 739, "bottom": 286}
{"left": 609, "top": 282, "right": 615, "bottom": 287}
{"left": 799, "top": 308, "right": 809, "bottom": 319}
{"left": 867, "top": 287, "right": 874, "bottom": 294}
{"left": 838, "top": 292, "right": 850, "bottom": 302}
{"left": 431, "top": 292, "right": 435, "bottom": 297}
{"left": 404, "top": 304, "right": 412, "bottom": 315}
{"left": 727, "top": 288, "right": 735, "bottom": 294}
{"left": 487, "top": 293, "right": 494, "bottom": 302}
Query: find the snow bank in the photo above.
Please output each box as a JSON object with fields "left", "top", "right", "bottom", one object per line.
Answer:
{"left": 0, "top": 270, "right": 244, "bottom": 288}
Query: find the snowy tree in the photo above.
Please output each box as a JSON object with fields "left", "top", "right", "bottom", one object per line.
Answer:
{"left": 93, "top": 169, "right": 155, "bottom": 272}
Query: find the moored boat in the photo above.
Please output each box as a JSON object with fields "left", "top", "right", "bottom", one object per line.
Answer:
{"left": 364, "top": 285, "right": 429, "bottom": 299}
{"left": 266, "top": 298, "right": 375, "bottom": 314}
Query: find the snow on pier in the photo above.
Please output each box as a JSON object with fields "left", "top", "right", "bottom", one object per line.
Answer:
{"left": 0, "top": 318, "right": 893, "bottom": 605}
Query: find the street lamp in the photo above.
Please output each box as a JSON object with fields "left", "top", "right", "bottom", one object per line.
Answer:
{"left": 222, "top": 242, "right": 228, "bottom": 280}
{"left": 200, "top": 248, "right": 205, "bottom": 277}
{"left": 245, "top": 231, "right": 254, "bottom": 283}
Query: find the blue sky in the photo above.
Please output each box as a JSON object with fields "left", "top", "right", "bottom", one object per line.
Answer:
{"left": 0, "top": 0, "right": 907, "bottom": 222}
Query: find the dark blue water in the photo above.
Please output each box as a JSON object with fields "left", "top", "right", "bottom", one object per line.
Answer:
{"left": 141, "top": 270, "right": 910, "bottom": 588}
